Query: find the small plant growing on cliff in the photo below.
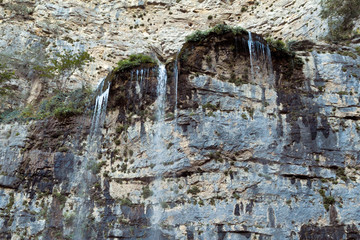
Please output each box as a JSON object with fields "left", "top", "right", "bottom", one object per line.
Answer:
{"left": 115, "top": 54, "right": 156, "bottom": 72}
{"left": 187, "top": 186, "right": 200, "bottom": 195}
{"left": 141, "top": 185, "right": 153, "bottom": 199}
{"left": 36, "top": 50, "right": 93, "bottom": 91}
{"left": 0, "top": 63, "right": 14, "bottom": 96}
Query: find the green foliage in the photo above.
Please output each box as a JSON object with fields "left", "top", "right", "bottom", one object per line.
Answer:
{"left": 323, "top": 196, "right": 336, "bottom": 211}
{"left": 36, "top": 50, "right": 93, "bottom": 90}
{"left": 185, "top": 24, "right": 247, "bottom": 42}
{"left": 320, "top": 0, "right": 360, "bottom": 41}
{"left": 336, "top": 167, "right": 347, "bottom": 181}
{"left": 0, "top": 63, "right": 14, "bottom": 96}
{"left": 355, "top": 47, "right": 360, "bottom": 55}
{"left": 89, "top": 161, "right": 106, "bottom": 174}
{"left": 39, "top": 87, "right": 92, "bottom": 121}
{"left": 266, "top": 38, "right": 294, "bottom": 57}
{"left": 115, "top": 54, "right": 156, "bottom": 72}
{"left": 187, "top": 186, "right": 200, "bottom": 195}
{"left": 6, "top": 192, "right": 15, "bottom": 214}
{"left": 141, "top": 185, "right": 153, "bottom": 199}
{"left": 52, "top": 190, "right": 67, "bottom": 208}
{"left": 202, "top": 102, "right": 220, "bottom": 111}
{"left": 119, "top": 198, "right": 133, "bottom": 206}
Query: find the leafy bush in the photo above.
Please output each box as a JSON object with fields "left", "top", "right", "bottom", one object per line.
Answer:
{"left": 187, "top": 186, "right": 200, "bottom": 195}
{"left": 320, "top": 0, "right": 360, "bottom": 41}
{"left": 141, "top": 185, "right": 153, "bottom": 199}
{"left": 37, "top": 87, "right": 92, "bottom": 121}
{"left": 115, "top": 54, "right": 157, "bottom": 72}
{"left": 89, "top": 161, "right": 106, "bottom": 174}
{"left": 185, "top": 24, "right": 247, "bottom": 42}
{"left": 0, "top": 87, "right": 92, "bottom": 123}
{"left": 35, "top": 50, "right": 93, "bottom": 90}
{"left": 266, "top": 38, "right": 294, "bottom": 57}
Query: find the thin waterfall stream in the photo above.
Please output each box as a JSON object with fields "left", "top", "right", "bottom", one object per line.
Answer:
{"left": 72, "top": 78, "right": 111, "bottom": 239}
{"left": 149, "top": 63, "right": 168, "bottom": 239}
{"left": 247, "top": 31, "right": 274, "bottom": 84}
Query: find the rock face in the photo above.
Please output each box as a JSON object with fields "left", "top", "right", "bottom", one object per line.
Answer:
{"left": 0, "top": 0, "right": 360, "bottom": 240}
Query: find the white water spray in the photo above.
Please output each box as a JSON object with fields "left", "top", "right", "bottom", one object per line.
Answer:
{"left": 73, "top": 78, "right": 111, "bottom": 240}
{"left": 149, "top": 63, "right": 168, "bottom": 239}
{"left": 90, "top": 79, "right": 111, "bottom": 138}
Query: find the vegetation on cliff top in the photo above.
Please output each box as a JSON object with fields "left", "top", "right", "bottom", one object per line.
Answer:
{"left": 320, "top": 0, "right": 360, "bottom": 41}
{"left": 185, "top": 24, "right": 247, "bottom": 42}
{"left": 114, "top": 54, "right": 157, "bottom": 72}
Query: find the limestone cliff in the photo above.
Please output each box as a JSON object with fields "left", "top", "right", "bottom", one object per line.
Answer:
{"left": 0, "top": 0, "right": 360, "bottom": 240}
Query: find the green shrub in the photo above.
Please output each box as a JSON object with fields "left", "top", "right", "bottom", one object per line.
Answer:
{"left": 323, "top": 196, "right": 335, "bottom": 211}
{"left": 119, "top": 198, "right": 132, "bottom": 206}
{"left": 185, "top": 24, "right": 247, "bottom": 42}
{"left": 141, "top": 185, "right": 153, "bottom": 199}
{"left": 266, "top": 38, "right": 294, "bottom": 57}
{"left": 58, "top": 147, "right": 69, "bottom": 153}
{"left": 35, "top": 50, "right": 94, "bottom": 90}
{"left": 115, "top": 54, "right": 157, "bottom": 72}
{"left": 52, "top": 190, "right": 67, "bottom": 208}
{"left": 89, "top": 161, "right": 106, "bottom": 174}
{"left": 0, "top": 63, "right": 14, "bottom": 96}
{"left": 202, "top": 102, "right": 219, "bottom": 111}
{"left": 187, "top": 186, "right": 200, "bottom": 195}
{"left": 320, "top": 0, "right": 360, "bottom": 41}
{"left": 37, "top": 87, "right": 92, "bottom": 121}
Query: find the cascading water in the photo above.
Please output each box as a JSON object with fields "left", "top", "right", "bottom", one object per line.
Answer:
{"left": 247, "top": 31, "right": 274, "bottom": 84}
{"left": 155, "top": 64, "right": 167, "bottom": 120}
{"left": 90, "top": 79, "right": 111, "bottom": 138}
{"left": 149, "top": 63, "right": 168, "bottom": 239}
{"left": 72, "top": 78, "right": 111, "bottom": 240}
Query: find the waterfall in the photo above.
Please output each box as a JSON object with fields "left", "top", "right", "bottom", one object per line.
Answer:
{"left": 90, "top": 79, "right": 111, "bottom": 138}
{"left": 72, "top": 78, "right": 111, "bottom": 240}
{"left": 247, "top": 32, "right": 274, "bottom": 84}
{"left": 149, "top": 63, "right": 168, "bottom": 239}
{"left": 248, "top": 32, "right": 255, "bottom": 81}
{"left": 155, "top": 64, "right": 167, "bottom": 120}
